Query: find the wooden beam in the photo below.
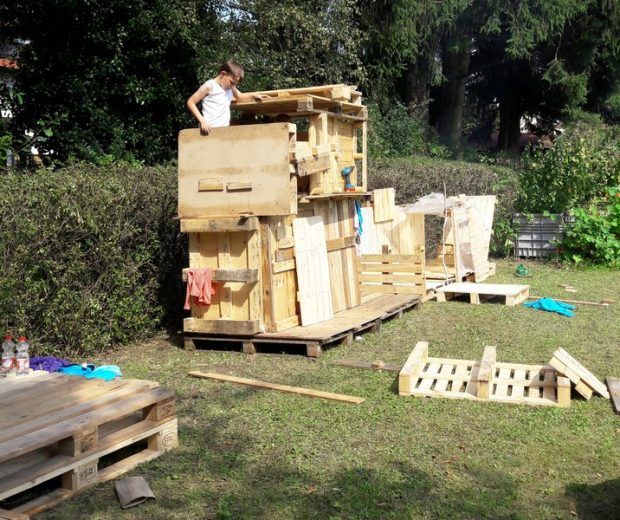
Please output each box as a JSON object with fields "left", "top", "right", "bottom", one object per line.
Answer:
{"left": 182, "top": 268, "right": 259, "bottom": 283}
{"left": 183, "top": 318, "right": 260, "bottom": 335}
{"left": 398, "top": 341, "right": 428, "bottom": 396}
{"left": 180, "top": 217, "right": 259, "bottom": 233}
{"left": 330, "top": 359, "right": 402, "bottom": 373}
{"left": 188, "top": 372, "right": 365, "bottom": 405}
{"left": 606, "top": 377, "right": 620, "bottom": 414}
{"left": 477, "top": 346, "right": 496, "bottom": 399}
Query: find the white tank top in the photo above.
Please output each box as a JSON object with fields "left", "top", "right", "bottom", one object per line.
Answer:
{"left": 200, "top": 79, "right": 234, "bottom": 127}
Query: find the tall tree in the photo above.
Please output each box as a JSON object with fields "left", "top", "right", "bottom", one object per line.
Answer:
{"left": 212, "top": 0, "right": 365, "bottom": 92}
{"left": 358, "top": 0, "right": 467, "bottom": 120}
{"left": 5, "top": 0, "right": 207, "bottom": 164}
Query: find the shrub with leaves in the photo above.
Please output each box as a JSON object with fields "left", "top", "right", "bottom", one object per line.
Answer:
{"left": 0, "top": 164, "right": 185, "bottom": 356}
{"left": 367, "top": 102, "right": 449, "bottom": 159}
{"left": 559, "top": 187, "right": 620, "bottom": 267}
{"left": 519, "top": 122, "right": 620, "bottom": 213}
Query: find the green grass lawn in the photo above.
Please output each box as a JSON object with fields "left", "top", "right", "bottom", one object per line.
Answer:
{"left": 39, "top": 260, "right": 619, "bottom": 519}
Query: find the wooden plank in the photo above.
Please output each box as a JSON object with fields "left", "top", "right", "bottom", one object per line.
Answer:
{"left": 330, "top": 359, "right": 402, "bottom": 373}
{"left": 259, "top": 220, "right": 276, "bottom": 332}
{"left": 188, "top": 372, "right": 364, "bottom": 404}
{"left": 373, "top": 188, "right": 395, "bottom": 223}
{"left": 556, "top": 376, "right": 571, "bottom": 407}
{"left": 178, "top": 124, "right": 295, "bottom": 218}
{"left": 359, "top": 273, "right": 424, "bottom": 284}
{"left": 361, "top": 253, "right": 424, "bottom": 264}
{"left": 272, "top": 259, "right": 295, "bottom": 274}
{"left": 360, "top": 284, "right": 424, "bottom": 295}
{"left": 296, "top": 153, "right": 331, "bottom": 177}
{"left": 181, "top": 268, "right": 258, "bottom": 283}
{"left": 183, "top": 318, "right": 260, "bottom": 335}
{"left": 180, "top": 217, "right": 259, "bottom": 233}
{"left": 606, "top": 377, "right": 620, "bottom": 414}
{"left": 398, "top": 341, "right": 428, "bottom": 395}
{"left": 477, "top": 346, "right": 496, "bottom": 399}
{"left": 552, "top": 348, "right": 609, "bottom": 398}
{"left": 293, "top": 216, "right": 333, "bottom": 325}
{"left": 359, "top": 263, "right": 424, "bottom": 273}
{"left": 435, "top": 282, "right": 530, "bottom": 296}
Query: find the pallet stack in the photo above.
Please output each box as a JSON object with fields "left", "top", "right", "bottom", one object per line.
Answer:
{"left": 0, "top": 373, "right": 177, "bottom": 518}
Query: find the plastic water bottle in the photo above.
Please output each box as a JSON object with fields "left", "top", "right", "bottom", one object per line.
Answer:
{"left": 1, "top": 334, "right": 16, "bottom": 376}
{"left": 15, "top": 336, "right": 30, "bottom": 376}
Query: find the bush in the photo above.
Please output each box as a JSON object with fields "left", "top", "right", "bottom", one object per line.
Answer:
{"left": 368, "top": 156, "right": 520, "bottom": 256}
{"left": 0, "top": 164, "right": 185, "bottom": 356}
{"left": 367, "top": 102, "right": 449, "bottom": 158}
{"left": 559, "top": 187, "right": 620, "bottom": 267}
{"left": 519, "top": 122, "right": 620, "bottom": 213}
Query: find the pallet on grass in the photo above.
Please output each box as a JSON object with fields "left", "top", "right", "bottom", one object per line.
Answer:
{"left": 549, "top": 347, "right": 610, "bottom": 400}
{"left": 398, "top": 342, "right": 571, "bottom": 407}
{"left": 435, "top": 282, "right": 529, "bottom": 306}
{"left": 0, "top": 373, "right": 177, "bottom": 519}
{"left": 184, "top": 292, "right": 420, "bottom": 357}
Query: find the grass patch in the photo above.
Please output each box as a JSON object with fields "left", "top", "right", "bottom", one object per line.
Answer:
{"left": 37, "top": 261, "right": 619, "bottom": 519}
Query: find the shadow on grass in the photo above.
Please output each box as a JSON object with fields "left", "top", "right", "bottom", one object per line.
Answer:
{"left": 206, "top": 459, "right": 522, "bottom": 519}
{"left": 566, "top": 478, "right": 620, "bottom": 520}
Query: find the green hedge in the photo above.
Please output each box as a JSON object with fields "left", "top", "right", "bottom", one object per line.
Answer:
{"left": 368, "top": 156, "right": 520, "bottom": 256}
{"left": 0, "top": 164, "right": 184, "bottom": 356}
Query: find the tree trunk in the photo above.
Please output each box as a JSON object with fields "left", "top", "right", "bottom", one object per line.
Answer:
{"left": 438, "top": 37, "right": 471, "bottom": 149}
{"left": 404, "top": 57, "right": 431, "bottom": 122}
{"left": 498, "top": 90, "right": 522, "bottom": 154}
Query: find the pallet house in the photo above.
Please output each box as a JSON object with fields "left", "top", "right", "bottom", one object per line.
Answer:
{"left": 178, "top": 85, "right": 495, "bottom": 355}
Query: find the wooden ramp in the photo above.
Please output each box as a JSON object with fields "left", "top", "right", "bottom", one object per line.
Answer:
{"left": 435, "top": 282, "right": 529, "bottom": 306}
{"left": 0, "top": 373, "right": 177, "bottom": 519}
{"left": 398, "top": 342, "right": 571, "bottom": 408}
{"left": 185, "top": 292, "right": 421, "bottom": 357}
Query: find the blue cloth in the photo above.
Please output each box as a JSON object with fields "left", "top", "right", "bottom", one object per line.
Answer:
{"left": 59, "top": 364, "right": 122, "bottom": 381}
{"left": 523, "top": 298, "right": 576, "bottom": 317}
{"left": 354, "top": 200, "right": 364, "bottom": 235}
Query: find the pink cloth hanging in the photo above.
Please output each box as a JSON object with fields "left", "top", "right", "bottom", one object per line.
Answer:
{"left": 184, "top": 268, "right": 216, "bottom": 310}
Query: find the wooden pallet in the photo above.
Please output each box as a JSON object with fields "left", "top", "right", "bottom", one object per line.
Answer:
{"left": 185, "top": 292, "right": 420, "bottom": 357}
{"left": 549, "top": 347, "right": 610, "bottom": 400}
{"left": 399, "top": 343, "right": 571, "bottom": 407}
{"left": 435, "top": 282, "right": 529, "bottom": 306}
{"left": 0, "top": 374, "right": 177, "bottom": 519}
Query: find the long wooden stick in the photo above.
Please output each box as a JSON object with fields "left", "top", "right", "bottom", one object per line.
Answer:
{"left": 188, "top": 371, "right": 365, "bottom": 405}
{"left": 527, "top": 296, "right": 611, "bottom": 307}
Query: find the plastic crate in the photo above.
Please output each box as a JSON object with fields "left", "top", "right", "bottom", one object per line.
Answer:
{"left": 513, "top": 213, "right": 566, "bottom": 258}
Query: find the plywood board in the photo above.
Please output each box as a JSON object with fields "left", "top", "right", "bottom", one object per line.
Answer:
{"left": 178, "top": 124, "right": 296, "bottom": 218}
{"left": 293, "top": 216, "right": 333, "bottom": 326}
{"left": 373, "top": 188, "right": 395, "bottom": 223}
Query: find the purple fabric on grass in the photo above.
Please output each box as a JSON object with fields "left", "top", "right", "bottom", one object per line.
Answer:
{"left": 30, "top": 356, "right": 72, "bottom": 373}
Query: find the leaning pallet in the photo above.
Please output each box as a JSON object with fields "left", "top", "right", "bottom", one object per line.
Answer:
{"left": 398, "top": 342, "right": 571, "bottom": 407}
{"left": 549, "top": 347, "right": 610, "bottom": 399}
{"left": 0, "top": 373, "right": 177, "bottom": 519}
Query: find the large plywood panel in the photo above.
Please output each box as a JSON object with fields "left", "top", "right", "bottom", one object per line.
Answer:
{"left": 178, "top": 124, "right": 296, "bottom": 218}
{"left": 293, "top": 216, "right": 333, "bottom": 326}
